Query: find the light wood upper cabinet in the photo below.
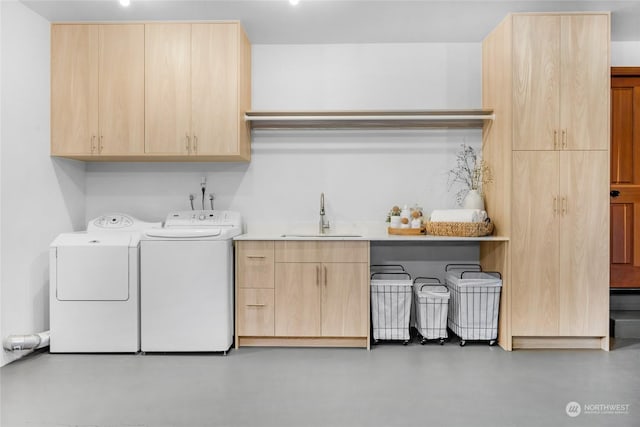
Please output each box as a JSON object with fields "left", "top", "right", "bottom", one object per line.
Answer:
{"left": 51, "top": 24, "right": 144, "bottom": 157}
{"left": 192, "top": 23, "right": 239, "bottom": 155}
{"left": 145, "top": 22, "right": 251, "bottom": 160}
{"left": 51, "top": 25, "right": 98, "bottom": 155}
{"left": 512, "top": 14, "right": 609, "bottom": 151}
{"left": 99, "top": 25, "right": 144, "bottom": 155}
{"left": 513, "top": 15, "right": 560, "bottom": 151}
{"left": 560, "top": 15, "right": 610, "bottom": 150}
{"left": 145, "top": 24, "right": 191, "bottom": 155}
{"left": 52, "top": 21, "right": 251, "bottom": 162}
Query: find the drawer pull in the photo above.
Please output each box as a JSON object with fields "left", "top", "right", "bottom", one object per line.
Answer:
{"left": 246, "top": 303, "right": 266, "bottom": 307}
{"left": 247, "top": 255, "right": 266, "bottom": 259}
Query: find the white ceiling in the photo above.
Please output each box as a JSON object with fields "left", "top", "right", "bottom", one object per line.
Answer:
{"left": 20, "top": 0, "right": 640, "bottom": 43}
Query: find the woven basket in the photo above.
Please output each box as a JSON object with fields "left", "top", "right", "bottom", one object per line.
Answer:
{"left": 425, "top": 220, "right": 494, "bottom": 237}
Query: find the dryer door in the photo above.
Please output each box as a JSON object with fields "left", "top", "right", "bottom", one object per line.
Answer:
{"left": 55, "top": 235, "right": 131, "bottom": 301}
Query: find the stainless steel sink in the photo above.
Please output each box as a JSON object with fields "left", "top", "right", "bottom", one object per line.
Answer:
{"left": 280, "top": 234, "right": 362, "bottom": 238}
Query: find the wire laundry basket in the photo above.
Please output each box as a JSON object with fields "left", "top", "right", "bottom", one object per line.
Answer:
{"left": 445, "top": 264, "right": 502, "bottom": 346}
{"left": 413, "top": 277, "right": 450, "bottom": 345}
{"left": 370, "top": 271, "right": 412, "bottom": 345}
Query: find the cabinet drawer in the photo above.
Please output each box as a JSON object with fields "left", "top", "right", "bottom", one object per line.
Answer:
{"left": 237, "top": 289, "right": 274, "bottom": 337}
{"left": 275, "top": 241, "right": 368, "bottom": 263}
{"left": 236, "top": 241, "right": 274, "bottom": 288}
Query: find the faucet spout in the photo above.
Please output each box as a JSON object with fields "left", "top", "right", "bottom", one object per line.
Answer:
{"left": 319, "top": 192, "right": 330, "bottom": 234}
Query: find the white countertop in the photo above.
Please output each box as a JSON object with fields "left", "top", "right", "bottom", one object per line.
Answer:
{"left": 233, "top": 222, "right": 509, "bottom": 242}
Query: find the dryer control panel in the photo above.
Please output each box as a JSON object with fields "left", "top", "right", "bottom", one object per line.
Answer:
{"left": 88, "top": 214, "right": 162, "bottom": 232}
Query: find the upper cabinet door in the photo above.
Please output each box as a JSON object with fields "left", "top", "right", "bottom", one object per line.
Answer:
{"left": 560, "top": 15, "right": 610, "bottom": 150}
{"left": 51, "top": 25, "right": 99, "bottom": 155}
{"left": 145, "top": 24, "right": 191, "bottom": 155}
{"left": 99, "top": 25, "right": 145, "bottom": 155}
{"left": 191, "top": 23, "right": 239, "bottom": 156}
{"left": 512, "top": 15, "right": 561, "bottom": 151}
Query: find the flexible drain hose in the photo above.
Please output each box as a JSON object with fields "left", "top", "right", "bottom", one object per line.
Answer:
{"left": 3, "top": 331, "right": 50, "bottom": 351}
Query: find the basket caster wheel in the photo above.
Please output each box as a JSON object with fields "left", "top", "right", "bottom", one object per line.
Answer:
{"left": 460, "top": 340, "right": 466, "bottom": 347}
{"left": 402, "top": 340, "right": 409, "bottom": 346}
{"left": 439, "top": 339, "right": 445, "bottom": 345}
{"left": 420, "top": 338, "right": 427, "bottom": 345}
{"left": 489, "top": 340, "right": 497, "bottom": 346}
{"left": 373, "top": 339, "right": 379, "bottom": 345}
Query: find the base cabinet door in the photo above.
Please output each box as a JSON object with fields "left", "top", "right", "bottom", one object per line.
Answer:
{"left": 511, "top": 151, "right": 561, "bottom": 335}
{"left": 559, "top": 151, "right": 609, "bottom": 335}
{"left": 274, "top": 263, "right": 321, "bottom": 337}
{"left": 321, "top": 263, "right": 368, "bottom": 337}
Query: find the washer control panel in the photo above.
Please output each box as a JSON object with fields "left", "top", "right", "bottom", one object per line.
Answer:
{"left": 164, "top": 210, "right": 242, "bottom": 228}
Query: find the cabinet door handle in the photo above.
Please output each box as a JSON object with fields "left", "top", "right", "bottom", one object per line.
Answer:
{"left": 553, "top": 130, "right": 558, "bottom": 150}
{"left": 91, "top": 135, "right": 96, "bottom": 154}
{"left": 185, "top": 133, "right": 191, "bottom": 153}
{"left": 246, "top": 304, "right": 265, "bottom": 307}
{"left": 562, "top": 129, "right": 567, "bottom": 149}
{"left": 553, "top": 196, "right": 558, "bottom": 215}
{"left": 99, "top": 135, "right": 104, "bottom": 154}
{"left": 316, "top": 266, "right": 320, "bottom": 286}
{"left": 324, "top": 265, "right": 327, "bottom": 287}
{"left": 562, "top": 196, "right": 567, "bottom": 215}
{"left": 193, "top": 135, "right": 198, "bottom": 153}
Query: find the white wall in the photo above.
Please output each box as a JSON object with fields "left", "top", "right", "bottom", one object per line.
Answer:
{"left": 0, "top": 1, "right": 86, "bottom": 366}
{"left": 611, "top": 41, "right": 640, "bottom": 66}
{"left": 86, "top": 43, "right": 482, "bottom": 231}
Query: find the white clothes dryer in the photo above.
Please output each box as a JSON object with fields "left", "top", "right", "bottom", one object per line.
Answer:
{"left": 140, "top": 210, "right": 242, "bottom": 353}
{"left": 49, "top": 214, "right": 161, "bottom": 353}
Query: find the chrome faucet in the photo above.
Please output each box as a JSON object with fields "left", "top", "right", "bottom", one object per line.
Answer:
{"left": 319, "top": 192, "right": 330, "bottom": 234}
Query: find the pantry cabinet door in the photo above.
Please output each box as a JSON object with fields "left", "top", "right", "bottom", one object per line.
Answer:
{"left": 321, "top": 263, "right": 368, "bottom": 337}
{"left": 99, "top": 24, "right": 144, "bottom": 155}
{"left": 275, "top": 263, "right": 321, "bottom": 336}
{"left": 559, "top": 151, "right": 609, "bottom": 336}
{"left": 512, "top": 15, "right": 561, "bottom": 151}
{"left": 145, "top": 24, "right": 191, "bottom": 155}
{"left": 51, "top": 25, "right": 98, "bottom": 155}
{"left": 511, "top": 151, "right": 560, "bottom": 335}
{"left": 560, "top": 14, "right": 610, "bottom": 150}
{"left": 191, "top": 23, "right": 239, "bottom": 155}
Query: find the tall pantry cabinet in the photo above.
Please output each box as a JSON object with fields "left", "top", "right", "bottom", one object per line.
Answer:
{"left": 481, "top": 13, "right": 610, "bottom": 350}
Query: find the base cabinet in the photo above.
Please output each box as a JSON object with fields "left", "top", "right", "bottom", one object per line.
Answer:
{"left": 235, "top": 240, "right": 369, "bottom": 348}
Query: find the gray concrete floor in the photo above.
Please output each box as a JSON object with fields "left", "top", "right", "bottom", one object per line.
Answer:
{"left": 1, "top": 339, "right": 639, "bottom": 427}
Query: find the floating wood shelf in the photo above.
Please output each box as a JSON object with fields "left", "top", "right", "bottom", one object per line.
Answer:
{"left": 245, "top": 109, "right": 494, "bottom": 130}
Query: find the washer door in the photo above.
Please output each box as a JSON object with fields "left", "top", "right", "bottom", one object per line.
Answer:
{"left": 56, "top": 235, "right": 131, "bottom": 301}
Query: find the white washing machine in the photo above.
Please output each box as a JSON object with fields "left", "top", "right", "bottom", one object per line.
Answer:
{"left": 140, "top": 210, "right": 242, "bottom": 353}
{"left": 49, "top": 214, "right": 161, "bottom": 353}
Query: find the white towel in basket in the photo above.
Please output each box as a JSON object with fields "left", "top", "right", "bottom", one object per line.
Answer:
{"left": 430, "top": 209, "right": 487, "bottom": 223}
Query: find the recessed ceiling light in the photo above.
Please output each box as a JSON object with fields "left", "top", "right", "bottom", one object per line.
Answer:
{"left": 119, "top": 0, "right": 130, "bottom": 7}
{"left": 289, "top": 0, "right": 300, "bottom": 5}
